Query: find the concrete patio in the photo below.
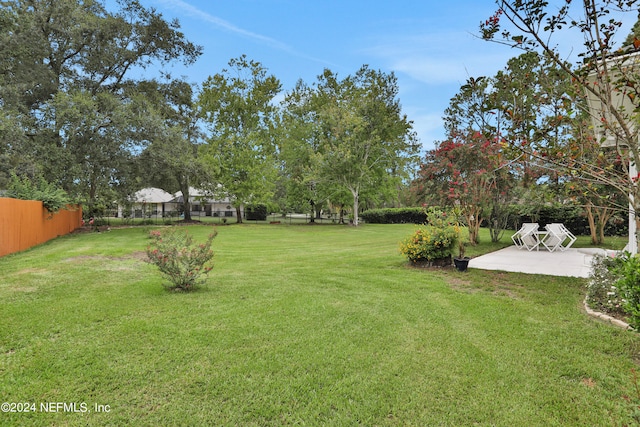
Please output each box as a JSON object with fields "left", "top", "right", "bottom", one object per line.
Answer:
{"left": 468, "top": 246, "right": 617, "bottom": 278}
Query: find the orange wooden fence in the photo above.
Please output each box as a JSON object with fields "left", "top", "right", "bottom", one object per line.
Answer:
{"left": 0, "top": 198, "right": 83, "bottom": 257}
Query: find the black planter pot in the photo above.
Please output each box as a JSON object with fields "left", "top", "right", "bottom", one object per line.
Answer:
{"left": 454, "top": 257, "right": 470, "bottom": 272}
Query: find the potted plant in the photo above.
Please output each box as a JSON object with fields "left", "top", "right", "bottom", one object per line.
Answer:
{"left": 452, "top": 204, "right": 470, "bottom": 272}
{"left": 453, "top": 238, "right": 470, "bottom": 272}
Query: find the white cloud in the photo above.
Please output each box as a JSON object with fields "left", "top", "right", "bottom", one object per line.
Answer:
{"left": 154, "top": 0, "right": 334, "bottom": 66}
{"left": 364, "top": 31, "right": 513, "bottom": 85}
{"left": 394, "top": 58, "right": 464, "bottom": 85}
{"left": 156, "top": 0, "right": 291, "bottom": 51}
{"left": 403, "top": 110, "right": 446, "bottom": 151}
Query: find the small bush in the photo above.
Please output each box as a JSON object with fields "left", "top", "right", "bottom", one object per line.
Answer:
{"left": 91, "top": 217, "right": 109, "bottom": 227}
{"left": 246, "top": 204, "right": 267, "bottom": 221}
{"left": 146, "top": 228, "right": 217, "bottom": 291}
{"left": 613, "top": 253, "right": 640, "bottom": 330}
{"left": 399, "top": 226, "right": 457, "bottom": 262}
{"left": 587, "top": 252, "right": 640, "bottom": 329}
{"left": 587, "top": 254, "right": 626, "bottom": 318}
{"left": 399, "top": 207, "right": 459, "bottom": 263}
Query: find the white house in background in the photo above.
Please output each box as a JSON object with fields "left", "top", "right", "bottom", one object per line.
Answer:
{"left": 173, "top": 187, "right": 241, "bottom": 219}
{"left": 118, "top": 187, "right": 176, "bottom": 218}
{"left": 119, "top": 187, "right": 242, "bottom": 219}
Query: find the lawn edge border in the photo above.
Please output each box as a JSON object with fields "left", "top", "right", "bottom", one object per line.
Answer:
{"left": 583, "top": 298, "right": 632, "bottom": 330}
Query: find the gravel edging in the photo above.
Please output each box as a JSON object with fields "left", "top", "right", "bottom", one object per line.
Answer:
{"left": 583, "top": 298, "right": 632, "bottom": 330}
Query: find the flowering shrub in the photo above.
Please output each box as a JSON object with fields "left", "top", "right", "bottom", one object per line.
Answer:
{"left": 586, "top": 252, "right": 640, "bottom": 328}
{"left": 399, "top": 207, "right": 459, "bottom": 263}
{"left": 612, "top": 253, "right": 640, "bottom": 330}
{"left": 146, "top": 227, "right": 217, "bottom": 291}
{"left": 587, "top": 253, "right": 626, "bottom": 317}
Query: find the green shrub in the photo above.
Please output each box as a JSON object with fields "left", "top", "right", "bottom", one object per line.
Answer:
{"left": 7, "top": 172, "right": 71, "bottom": 213}
{"left": 146, "top": 228, "right": 217, "bottom": 291}
{"left": 399, "top": 226, "right": 457, "bottom": 262}
{"left": 91, "top": 217, "right": 109, "bottom": 227}
{"left": 399, "top": 207, "right": 459, "bottom": 263}
{"left": 587, "top": 254, "right": 626, "bottom": 317}
{"left": 361, "top": 207, "right": 427, "bottom": 224}
{"left": 246, "top": 204, "right": 267, "bottom": 221}
{"left": 588, "top": 252, "right": 640, "bottom": 329}
{"left": 613, "top": 253, "right": 640, "bottom": 330}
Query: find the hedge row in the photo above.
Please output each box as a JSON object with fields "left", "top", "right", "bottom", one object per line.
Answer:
{"left": 360, "top": 208, "right": 426, "bottom": 224}
{"left": 361, "top": 205, "right": 627, "bottom": 236}
{"left": 508, "top": 205, "right": 626, "bottom": 237}
{"left": 246, "top": 204, "right": 268, "bottom": 221}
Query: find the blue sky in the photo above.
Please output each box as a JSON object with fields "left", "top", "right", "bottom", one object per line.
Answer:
{"left": 119, "top": 0, "right": 513, "bottom": 151}
{"left": 126, "top": 1, "right": 635, "bottom": 151}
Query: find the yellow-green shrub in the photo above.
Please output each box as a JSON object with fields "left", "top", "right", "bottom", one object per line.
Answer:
{"left": 399, "top": 207, "right": 461, "bottom": 263}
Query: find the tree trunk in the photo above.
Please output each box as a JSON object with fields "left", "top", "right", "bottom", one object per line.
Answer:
{"left": 596, "top": 207, "right": 613, "bottom": 245}
{"left": 236, "top": 205, "right": 243, "bottom": 223}
{"left": 598, "top": 217, "right": 606, "bottom": 245}
{"left": 466, "top": 213, "right": 477, "bottom": 245}
{"left": 88, "top": 175, "right": 97, "bottom": 217}
{"left": 599, "top": 207, "right": 614, "bottom": 245}
{"left": 585, "top": 203, "right": 598, "bottom": 245}
{"left": 351, "top": 189, "right": 359, "bottom": 226}
{"left": 181, "top": 185, "right": 192, "bottom": 221}
{"left": 586, "top": 203, "right": 614, "bottom": 245}
{"left": 465, "top": 206, "right": 482, "bottom": 245}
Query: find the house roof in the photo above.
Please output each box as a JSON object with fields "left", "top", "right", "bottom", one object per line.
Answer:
{"left": 132, "top": 187, "right": 175, "bottom": 203}
{"left": 173, "top": 187, "right": 231, "bottom": 204}
{"left": 174, "top": 187, "right": 208, "bottom": 198}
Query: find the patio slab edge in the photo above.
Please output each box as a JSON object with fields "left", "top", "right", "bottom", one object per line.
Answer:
{"left": 467, "top": 246, "right": 611, "bottom": 278}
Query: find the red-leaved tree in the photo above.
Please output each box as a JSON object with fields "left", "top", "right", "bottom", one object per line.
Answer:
{"left": 414, "top": 130, "right": 513, "bottom": 244}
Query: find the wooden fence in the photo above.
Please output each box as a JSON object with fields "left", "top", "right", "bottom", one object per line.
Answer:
{"left": 0, "top": 198, "right": 83, "bottom": 257}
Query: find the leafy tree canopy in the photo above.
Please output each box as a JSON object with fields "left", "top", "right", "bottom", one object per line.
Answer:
{"left": 199, "top": 56, "right": 282, "bottom": 223}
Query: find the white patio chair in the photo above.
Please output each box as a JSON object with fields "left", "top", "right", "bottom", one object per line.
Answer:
{"left": 542, "top": 223, "right": 577, "bottom": 252}
{"left": 511, "top": 223, "right": 542, "bottom": 251}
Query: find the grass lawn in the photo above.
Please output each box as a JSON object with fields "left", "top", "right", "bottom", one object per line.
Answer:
{"left": 1, "top": 224, "right": 639, "bottom": 426}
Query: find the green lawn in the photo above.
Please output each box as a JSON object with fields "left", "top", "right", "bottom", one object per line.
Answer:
{"left": 1, "top": 224, "right": 639, "bottom": 426}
